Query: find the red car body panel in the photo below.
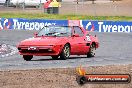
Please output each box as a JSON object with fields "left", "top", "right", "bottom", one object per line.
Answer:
{"left": 17, "top": 26, "right": 99, "bottom": 57}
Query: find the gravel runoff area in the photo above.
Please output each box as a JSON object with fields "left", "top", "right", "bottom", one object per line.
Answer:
{"left": 0, "top": 64, "right": 132, "bottom": 88}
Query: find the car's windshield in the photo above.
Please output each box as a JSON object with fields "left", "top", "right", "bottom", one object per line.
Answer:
{"left": 37, "top": 26, "right": 72, "bottom": 37}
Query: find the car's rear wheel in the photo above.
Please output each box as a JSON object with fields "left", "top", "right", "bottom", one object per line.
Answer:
{"left": 51, "top": 56, "right": 59, "bottom": 60}
{"left": 23, "top": 55, "right": 33, "bottom": 61}
{"left": 60, "top": 44, "right": 70, "bottom": 60}
{"left": 87, "top": 44, "right": 96, "bottom": 57}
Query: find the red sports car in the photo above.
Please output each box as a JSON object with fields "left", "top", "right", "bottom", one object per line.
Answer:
{"left": 17, "top": 26, "right": 99, "bottom": 61}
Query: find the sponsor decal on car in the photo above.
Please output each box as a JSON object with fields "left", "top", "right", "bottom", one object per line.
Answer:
{"left": 28, "top": 46, "right": 37, "bottom": 50}
{"left": 86, "top": 36, "right": 91, "bottom": 41}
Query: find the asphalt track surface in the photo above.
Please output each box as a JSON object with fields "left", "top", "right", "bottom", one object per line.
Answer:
{"left": 0, "top": 30, "right": 132, "bottom": 71}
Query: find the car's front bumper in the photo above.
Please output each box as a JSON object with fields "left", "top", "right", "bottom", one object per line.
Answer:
{"left": 18, "top": 45, "right": 62, "bottom": 56}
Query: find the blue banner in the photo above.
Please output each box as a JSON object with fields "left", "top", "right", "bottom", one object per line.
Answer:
{"left": 0, "top": 18, "right": 132, "bottom": 32}
{"left": 80, "top": 20, "right": 132, "bottom": 33}
{"left": 0, "top": 18, "right": 68, "bottom": 30}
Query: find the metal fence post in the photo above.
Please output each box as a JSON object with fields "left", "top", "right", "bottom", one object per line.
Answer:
{"left": 22, "top": 1, "right": 25, "bottom": 11}
{"left": 82, "top": 0, "right": 84, "bottom": 7}
{"left": 92, "top": 0, "right": 95, "bottom": 4}
{"left": 75, "top": 0, "right": 79, "bottom": 15}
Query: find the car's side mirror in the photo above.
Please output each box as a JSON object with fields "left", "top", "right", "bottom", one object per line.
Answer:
{"left": 34, "top": 32, "right": 38, "bottom": 37}
{"left": 72, "top": 34, "right": 80, "bottom": 37}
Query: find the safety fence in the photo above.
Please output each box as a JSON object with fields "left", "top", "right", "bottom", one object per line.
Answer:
{"left": 0, "top": 18, "right": 132, "bottom": 32}
{"left": 1, "top": 0, "right": 131, "bottom": 16}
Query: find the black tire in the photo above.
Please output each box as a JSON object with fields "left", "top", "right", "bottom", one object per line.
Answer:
{"left": 76, "top": 76, "right": 87, "bottom": 85}
{"left": 60, "top": 44, "right": 70, "bottom": 60}
{"left": 51, "top": 56, "right": 59, "bottom": 60}
{"left": 87, "top": 44, "right": 96, "bottom": 57}
{"left": 23, "top": 55, "right": 33, "bottom": 61}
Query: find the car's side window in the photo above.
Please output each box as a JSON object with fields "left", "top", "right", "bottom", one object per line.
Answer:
{"left": 73, "top": 26, "right": 84, "bottom": 36}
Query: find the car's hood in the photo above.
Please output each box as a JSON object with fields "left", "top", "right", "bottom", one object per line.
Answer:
{"left": 19, "top": 37, "right": 67, "bottom": 46}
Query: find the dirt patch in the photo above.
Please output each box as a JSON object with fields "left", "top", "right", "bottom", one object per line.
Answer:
{"left": 59, "top": 0, "right": 132, "bottom": 16}
{"left": 115, "top": 0, "right": 132, "bottom": 5}
{"left": 0, "top": 64, "right": 132, "bottom": 88}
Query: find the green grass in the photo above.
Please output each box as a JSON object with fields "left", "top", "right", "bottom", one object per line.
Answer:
{"left": 0, "top": 12, "right": 132, "bottom": 21}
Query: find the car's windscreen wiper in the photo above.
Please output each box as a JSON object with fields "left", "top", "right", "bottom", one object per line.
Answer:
{"left": 45, "top": 32, "right": 68, "bottom": 37}
{"left": 60, "top": 32, "right": 67, "bottom": 34}
{"left": 45, "top": 32, "right": 57, "bottom": 36}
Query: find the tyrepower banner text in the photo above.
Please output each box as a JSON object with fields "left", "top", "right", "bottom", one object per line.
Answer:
{"left": 80, "top": 20, "right": 132, "bottom": 33}
{"left": 0, "top": 18, "right": 132, "bottom": 32}
{"left": 0, "top": 18, "right": 68, "bottom": 30}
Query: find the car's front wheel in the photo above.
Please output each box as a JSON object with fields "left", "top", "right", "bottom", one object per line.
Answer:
{"left": 87, "top": 44, "right": 96, "bottom": 57}
{"left": 60, "top": 44, "right": 70, "bottom": 60}
{"left": 23, "top": 55, "right": 33, "bottom": 61}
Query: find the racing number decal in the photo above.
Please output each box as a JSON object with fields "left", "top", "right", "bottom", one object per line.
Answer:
{"left": 86, "top": 36, "right": 91, "bottom": 41}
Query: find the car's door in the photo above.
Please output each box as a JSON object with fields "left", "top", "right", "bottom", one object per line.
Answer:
{"left": 70, "top": 26, "right": 88, "bottom": 55}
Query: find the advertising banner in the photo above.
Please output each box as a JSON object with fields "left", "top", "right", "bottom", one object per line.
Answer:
{"left": 0, "top": 18, "right": 68, "bottom": 30}
{"left": 0, "top": 18, "right": 132, "bottom": 32}
{"left": 80, "top": 20, "right": 132, "bottom": 33}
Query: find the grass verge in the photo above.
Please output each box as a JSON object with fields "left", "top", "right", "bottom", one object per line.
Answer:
{"left": 0, "top": 12, "right": 132, "bottom": 21}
